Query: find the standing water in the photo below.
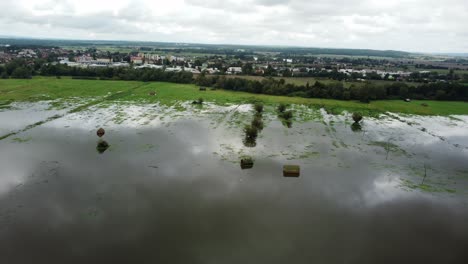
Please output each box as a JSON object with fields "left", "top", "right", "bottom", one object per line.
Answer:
{"left": 0, "top": 102, "right": 467, "bottom": 263}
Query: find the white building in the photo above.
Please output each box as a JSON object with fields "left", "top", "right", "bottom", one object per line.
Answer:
{"left": 135, "top": 64, "right": 164, "bottom": 70}
{"left": 227, "top": 67, "right": 242, "bottom": 74}
{"left": 205, "top": 68, "right": 220, "bottom": 74}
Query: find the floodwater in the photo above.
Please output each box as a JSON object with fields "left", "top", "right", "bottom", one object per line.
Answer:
{"left": 0, "top": 102, "right": 467, "bottom": 264}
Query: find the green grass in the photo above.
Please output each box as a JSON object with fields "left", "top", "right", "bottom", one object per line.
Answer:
{"left": 220, "top": 75, "right": 343, "bottom": 86}
{"left": 217, "top": 75, "right": 419, "bottom": 88}
{"left": 1, "top": 78, "right": 468, "bottom": 116}
{"left": 12, "top": 137, "right": 32, "bottom": 143}
{"left": 0, "top": 78, "right": 143, "bottom": 101}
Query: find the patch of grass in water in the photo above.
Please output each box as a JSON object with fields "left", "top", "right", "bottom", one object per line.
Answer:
{"left": 406, "top": 164, "right": 432, "bottom": 178}
{"left": 113, "top": 111, "right": 127, "bottom": 124}
{"left": 0, "top": 133, "right": 16, "bottom": 140}
{"left": 139, "top": 144, "right": 156, "bottom": 152}
{"left": 12, "top": 137, "right": 32, "bottom": 143}
{"left": 399, "top": 178, "right": 457, "bottom": 194}
{"left": 0, "top": 99, "right": 13, "bottom": 110}
{"left": 340, "top": 141, "right": 348, "bottom": 148}
{"left": 3, "top": 78, "right": 468, "bottom": 115}
{"left": 368, "top": 141, "right": 409, "bottom": 157}
{"left": 173, "top": 103, "right": 186, "bottom": 112}
{"left": 28, "top": 94, "right": 52, "bottom": 101}
{"left": 299, "top": 152, "right": 320, "bottom": 159}
{"left": 448, "top": 116, "right": 463, "bottom": 122}
{"left": 47, "top": 100, "right": 68, "bottom": 110}
{"left": 332, "top": 141, "right": 340, "bottom": 148}
{"left": 455, "top": 170, "right": 468, "bottom": 179}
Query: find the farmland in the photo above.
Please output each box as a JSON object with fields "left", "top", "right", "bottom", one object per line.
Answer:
{"left": 1, "top": 78, "right": 468, "bottom": 116}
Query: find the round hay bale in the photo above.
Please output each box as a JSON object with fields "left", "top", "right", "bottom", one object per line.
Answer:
{"left": 97, "top": 128, "right": 105, "bottom": 137}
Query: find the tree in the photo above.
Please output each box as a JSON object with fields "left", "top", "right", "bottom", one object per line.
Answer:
{"left": 11, "top": 67, "right": 32, "bottom": 79}
{"left": 436, "top": 90, "right": 447, "bottom": 100}
{"left": 264, "top": 65, "right": 277, "bottom": 76}
{"left": 462, "top": 74, "right": 468, "bottom": 83}
{"left": 254, "top": 102, "right": 264, "bottom": 113}
{"left": 358, "top": 84, "right": 372, "bottom": 103}
{"left": 277, "top": 103, "right": 287, "bottom": 113}
{"left": 282, "top": 68, "right": 292, "bottom": 77}
{"left": 242, "top": 63, "right": 253, "bottom": 75}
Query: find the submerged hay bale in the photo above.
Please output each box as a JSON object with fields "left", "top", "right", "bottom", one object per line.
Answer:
{"left": 283, "top": 165, "right": 300, "bottom": 177}
{"left": 240, "top": 157, "right": 254, "bottom": 169}
{"left": 96, "top": 128, "right": 105, "bottom": 137}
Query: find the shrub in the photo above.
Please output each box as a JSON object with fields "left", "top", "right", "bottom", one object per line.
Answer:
{"left": 254, "top": 103, "right": 264, "bottom": 113}
{"left": 277, "top": 103, "right": 287, "bottom": 113}
{"left": 192, "top": 98, "right": 204, "bottom": 105}
{"left": 11, "top": 67, "right": 32, "bottom": 79}
{"left": 352, "top": 112, "right": 363, "bottom": 123}
{"left": 244, "top": 125, "right": 258, "bottom": 140}
{"left": 282, "top": 110, "right": 293, "bottom": 120}
{"left": 251, "top": 117, "right": 264, "bottom": 130}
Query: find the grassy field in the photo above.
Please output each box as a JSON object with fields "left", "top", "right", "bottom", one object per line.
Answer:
{"left": 1, "top": 78, "right": 468, "bottom": 116}
{"left": 406, "top": 66, "right": 468, "bottom": 75}
{"left": 216, "top": 75, "right": 421, "bottom": 88}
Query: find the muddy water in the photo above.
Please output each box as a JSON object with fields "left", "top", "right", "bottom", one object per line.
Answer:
{"left": 0, "top": 103, "right": 467, "bottom": 264}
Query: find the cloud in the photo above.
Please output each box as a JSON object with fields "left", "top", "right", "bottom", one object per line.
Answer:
{"left": 0, "top": 0, "right": 467, "bottom": 52}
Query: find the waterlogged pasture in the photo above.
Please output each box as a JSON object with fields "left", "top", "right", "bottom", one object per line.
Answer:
{"left": 0, "top": 81, "right": 468, "bottom": 263}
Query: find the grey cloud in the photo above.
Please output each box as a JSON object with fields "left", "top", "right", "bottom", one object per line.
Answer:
{"left": 0, "top": 0, "right": 467, "bottom": 52}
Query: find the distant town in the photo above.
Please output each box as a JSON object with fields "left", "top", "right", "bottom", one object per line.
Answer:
{"left": 1, "top": 38, "right": 468, "bottom": 103}
{"left": 1, "top": 39, "right": 468, "bottom": 84}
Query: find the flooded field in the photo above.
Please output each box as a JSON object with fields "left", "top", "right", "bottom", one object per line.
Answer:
{"left": 1, "top": 101, "right": 468, "bottom": 263}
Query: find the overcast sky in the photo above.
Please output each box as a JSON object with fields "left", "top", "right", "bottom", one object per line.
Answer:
{"left": 0, "top": 0, "right": 467, "bottom": 53}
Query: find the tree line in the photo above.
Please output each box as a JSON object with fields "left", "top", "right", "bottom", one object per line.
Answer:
{"left": 0, "top": 61, "right": 193, "bottom": 83}
{"left": 1, "top": 59, "right": 467, "bottom": 102}
{"left": 196, "top": 74, "right": 468, "bottom": 102}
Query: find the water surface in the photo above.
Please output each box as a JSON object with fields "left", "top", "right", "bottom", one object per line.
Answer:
{"left": 1, "top": 102, "right": 467, "bottom": 263}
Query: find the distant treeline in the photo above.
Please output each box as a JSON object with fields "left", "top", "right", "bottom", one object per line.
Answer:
{"left": 0, "top": 37, "right": 410, "bottom": 57}
{"left": 0, "top": 62, "right": 193, "bottom": 83}
{"left": 1, "top": 60, "right": 467, "bottom": 102}
{"left": 277, "top": 48, "right": 409, "bottom": 58}
{"left": 195, "top": 75, "right": 468, "bottom": 102}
